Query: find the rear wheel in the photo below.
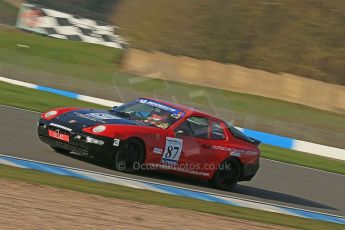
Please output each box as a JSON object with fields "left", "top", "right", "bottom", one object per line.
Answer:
{"left": 210, "top": 159, "right": 241, "bottom": 191}
{"left": 113, "top": 138, "right": 145, "bottom": 173}
{"left": 50, "top": 146, "right": 70, "bottom": 154}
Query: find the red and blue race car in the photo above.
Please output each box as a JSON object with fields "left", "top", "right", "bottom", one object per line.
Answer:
{"left": 38, "top": 98, "right": 260, "bottom": 190}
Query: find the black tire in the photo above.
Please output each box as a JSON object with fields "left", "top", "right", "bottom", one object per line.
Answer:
{"left": 50, "top": 146, "right": 70, "bottom": 154}
{"left": 210, "top": 159, "right": 241, "bottom": 191}
{"left": 113, "top": 138, "right": 145, "bottom": 172}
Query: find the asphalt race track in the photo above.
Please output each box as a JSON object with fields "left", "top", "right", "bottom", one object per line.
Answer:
{"left": 1, "top": 105, "right": 344, "bottom": 217}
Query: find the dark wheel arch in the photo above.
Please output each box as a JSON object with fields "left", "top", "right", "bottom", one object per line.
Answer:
{"left": 209, "top": 157, "right": 242, "bottom": 191}
{"left": 113, "top": 137, "right": 146, "bottom": 172}
{"left": 230, "top": 156, "right": 243, "bottom": 177}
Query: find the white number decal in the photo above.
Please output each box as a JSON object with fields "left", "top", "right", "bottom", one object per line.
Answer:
{"left": 161, "top": 137, "right": 183, "bottom": 164}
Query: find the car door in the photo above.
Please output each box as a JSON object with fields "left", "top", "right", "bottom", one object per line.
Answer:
{"left": 175, "top": 117, "right": 230, "bottom": 177}
{"left": 161, "top": 116, "right": 202, "bottom": 166}
{"left": 162, "top": 116, "right": 213, "bottom": 177}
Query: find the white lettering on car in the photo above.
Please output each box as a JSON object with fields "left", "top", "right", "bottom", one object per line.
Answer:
{"left": 113, "top": 138, "right": 120, "bottom": 147}
{"left": 74, "top": 112, "right": 120, "bottom": 123}
{"left": 153, "top": 147, "right": 163, "bottom": 154}
{"left": 212, "top": 145, "right": 258, "bottom": 157}
{"left": 86, "top": 113, "right": 120, "bottom": 120}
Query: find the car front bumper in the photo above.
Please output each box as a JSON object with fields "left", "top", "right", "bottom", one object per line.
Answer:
{"left": 37, "top": 120, "right": 118, "bottom": 163}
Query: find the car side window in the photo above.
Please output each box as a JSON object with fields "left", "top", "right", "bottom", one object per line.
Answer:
{"left": 175, "top": 120, "right": 194, "bottom": 136}
{"left": 176, "top": 116, "right": 209, "bottom": 139}
{"left": 211, "top": 121, "right": 226, "bottom": 140}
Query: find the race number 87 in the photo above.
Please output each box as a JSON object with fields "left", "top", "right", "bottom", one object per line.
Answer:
{"left": 165, "top": 146, "right": 180, "bottom": 159}
{"left": 161, "top": 137, "right": 183, "bottom": 164}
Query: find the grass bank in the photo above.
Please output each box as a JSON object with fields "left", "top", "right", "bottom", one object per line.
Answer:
{"left": 113, "top": 73, "right": 345, "bottom": 135}
{"left": 0, "top": 27, "right": 122, "bottom": 84}
{"left": 261, "top": 145, "right": 345, "bottom": 175}
{"left": 113, "top": 0, "right": 345, "bottom": 85}
{"left": 0, "top": 0, "right": 17, "bottom": 25}
{"left": 0, "top": 81, "right": 107, "bottom": 111}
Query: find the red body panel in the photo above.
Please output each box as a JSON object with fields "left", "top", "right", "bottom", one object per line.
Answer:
{"left": 41, "top": 107, "right": 82, "bottom": 120}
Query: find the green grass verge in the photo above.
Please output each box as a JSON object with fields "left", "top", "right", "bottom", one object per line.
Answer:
{"left": 0, "top": 164, "right": 343, "bottom": 230}
{"left": 0, "top": 80, "right": 344, "bottom": 175}
{"left": 0, "top": 81, "right": 107, "bottom": 111}
{"left": 0, "top": 0, "right": 17, "bottom": 25}
{"left": 113, "top": 73, "right": 345, "bottom": 134}
{"left": 261, "top": 145, "right": 345, "bottom": 175}
{"left": 0, "top": 27, "right": 122, "bottom": 84}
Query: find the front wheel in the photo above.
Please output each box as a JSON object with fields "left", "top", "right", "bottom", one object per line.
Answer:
{"left": 113, "top": 138, "right": 145, "bottom": 173}
{"left": 210, "top": 159, "right": 241, "bottom": 191}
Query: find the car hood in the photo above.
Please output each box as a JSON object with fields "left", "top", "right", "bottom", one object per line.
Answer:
{"left": 51, "top": 109, "right": 141, "bottom": 131}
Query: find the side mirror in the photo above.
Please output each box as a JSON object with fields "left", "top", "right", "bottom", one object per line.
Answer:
{"left": 112, "top": 106, "right": 118, "bottom": 110}
{"left": 175, "top": 130, "right": 184, "bottom": 138}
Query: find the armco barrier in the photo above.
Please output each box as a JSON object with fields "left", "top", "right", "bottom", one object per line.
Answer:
{"left": 0, "top": 154, "right": 344, "bottom": 225}
{"left": 0, "top": 76, "right": 344, "bottom": 161}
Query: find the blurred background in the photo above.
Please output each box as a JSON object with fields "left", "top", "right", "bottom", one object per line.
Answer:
{"left": 0, "top": 0, "right": 344, "bottom": 148}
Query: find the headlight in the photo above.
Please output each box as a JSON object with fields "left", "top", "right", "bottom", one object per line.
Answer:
{"left": 44, "top": 110, "right": 57, "bottom": 118}
{"left": 92, "top": 125, "right": 106, "bottom": 133}
{"left": 86, "top": 136, "right": 104, "bottom": 145}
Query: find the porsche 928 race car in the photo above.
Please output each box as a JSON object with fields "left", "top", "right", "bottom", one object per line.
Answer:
{"left": 38, "top": 98, "right": 260, "bottom": 190}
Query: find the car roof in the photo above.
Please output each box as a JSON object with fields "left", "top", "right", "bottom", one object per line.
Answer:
{"left": 143, "top": 97, "right": 219, "bottom": 120}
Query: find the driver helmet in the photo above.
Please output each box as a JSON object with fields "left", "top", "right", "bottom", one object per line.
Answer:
{"left": 147, "top": 108, "right": 168, "bottom": 122}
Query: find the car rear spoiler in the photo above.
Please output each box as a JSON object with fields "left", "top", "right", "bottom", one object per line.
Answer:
{"left": 248, "top": 137, "right": 261, "bottom": 146}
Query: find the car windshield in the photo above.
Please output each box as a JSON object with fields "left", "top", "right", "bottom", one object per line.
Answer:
{"left": 110, "top": 98, "right": 185, "bottom": 129}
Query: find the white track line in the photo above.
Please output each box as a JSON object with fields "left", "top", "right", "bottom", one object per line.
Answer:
{"left": 0, "top": 104, "right": 40, "bottom": 113}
